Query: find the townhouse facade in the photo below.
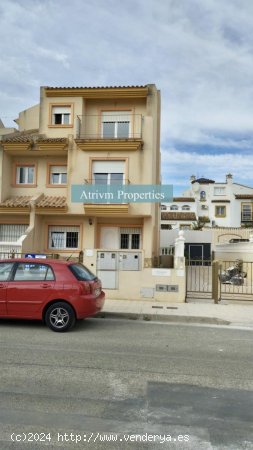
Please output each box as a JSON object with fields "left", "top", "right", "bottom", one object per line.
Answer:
{"left": 0, "top": 84, "right": 161, "bottom": 259}
{"left": 0, "top": 85, "right": 187, "bottom": 299}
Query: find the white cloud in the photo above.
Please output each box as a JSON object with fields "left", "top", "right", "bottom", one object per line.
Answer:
{"left": 1, "top": 0, "right": 253, "bottom": 188}
{"left": 162, "top": 146, "right": 253, "bottom": 194}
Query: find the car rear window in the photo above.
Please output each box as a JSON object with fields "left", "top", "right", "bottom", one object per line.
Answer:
{"left": 69, "top": 263, "right": 97, "bottom": 281}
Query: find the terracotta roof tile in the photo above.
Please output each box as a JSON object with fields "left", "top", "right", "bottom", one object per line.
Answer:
{"left": 44, "top": 85, "right": 148, "bottom": 90}
{"left": 235, "top": 194, "right": 253, "bottom": 199}
{"left": 0, "top": 195, "right": 67, "bottom": 209}
{"left": 36, "top": 196, "right": 67, "bottom": 208}
{"left": 161, "top": 212, "right": 196, "bottom": 221}
{"left": 2, "top": 135, "right": 67, "bottom": 144}
{"left": 173, "top": 197, "right": 195, "bottom": 202}
{"left": 0, "top": 196, "right": 32, "bottom": 208}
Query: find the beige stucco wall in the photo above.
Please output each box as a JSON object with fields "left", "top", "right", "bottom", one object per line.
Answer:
{"left": 17, "top": 104, "right": 40, "bottom": 131}
{"left": 103, "top": 268, "right": 186, "bottom": 302}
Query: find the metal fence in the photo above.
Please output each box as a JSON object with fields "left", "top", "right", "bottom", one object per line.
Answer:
{"left": 0, "top": 252, "right": 59, "bottom": 260}
{"left": 219, "top": 260, "right": 253, "bottom": 302}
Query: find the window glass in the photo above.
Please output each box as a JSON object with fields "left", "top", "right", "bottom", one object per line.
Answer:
{"left": 52, "top": 106, "right": 71, "bottom": 125}
{"left": 117, "top": 121, "right": 129, "bottom": 138}
{"left": 131, "top": 234, "right": 140, "bottom": 249}
{"left": 216, "top": 206, "right": 226, "bottom": 217}
{"left": 48, "top": 226, "right": 79, "bottom": 250}
{"left": 102, "top": 122, "right": 115, "bottom": 138}
{"left": 14, "top": 263, "right": 54, "bottom": 281}
{"left": 0, "top": 262, "right": 14, "bottom": 281}
{"left": 50, "top": 166, "right": 67, "bottom": 184}
{"left": 69, "top": 263, "right": 96, "bottom": 281}
{"left": 16, "top": 166, "right": 34, "bottom": 184}
{"left": 102, "top": 112, "right": 130, "bottom": 138}
{"left": 120, "top": 234, "right": 129, "bottom": 249}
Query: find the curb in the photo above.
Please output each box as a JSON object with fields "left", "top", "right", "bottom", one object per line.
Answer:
{"left": 96, "top": 311, "right": 231, "bottom": 326}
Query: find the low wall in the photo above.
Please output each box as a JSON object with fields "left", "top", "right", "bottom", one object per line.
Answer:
{"left": 83, "top": 249, "right": 186, "bottom": 302}
{"left": 104, "top": 267, "right": 186, "bottom": 302}
{"left": 215, "top": 242, "right": 253, "bottom": 262}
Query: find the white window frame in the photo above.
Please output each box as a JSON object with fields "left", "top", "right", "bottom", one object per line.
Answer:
{"left": 51, "top": 106, "right": 72, "bottom": 126}
{"left": 92, "top": 160, "right": 125, "bottom": 185}
{"left": 16, "top": 166, "right": 35, "bottom": 185}
{"left": 49, "top": 165, "right": 67, "bottom": 185}
{"left": 48, "top": 226, "right": 80, "bottom": 250}
{"left": 101, "top": 111, "right": 131, "bottom": 138}
{"left": 214, "top": 187, "right": 226, "bottom": 196}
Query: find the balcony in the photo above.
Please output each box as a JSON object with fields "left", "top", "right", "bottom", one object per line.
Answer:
{"left": 75, "top": 114, "right": 143, "bottom": 151}
{"left": 82, "top": 178, "right": 130, "bottom": 216}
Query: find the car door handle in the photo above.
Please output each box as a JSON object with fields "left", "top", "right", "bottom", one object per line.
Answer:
{"left": 41, "top": 283, "right": 50, "bottom": 288}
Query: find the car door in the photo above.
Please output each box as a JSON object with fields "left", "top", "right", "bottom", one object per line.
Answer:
{"left": 0, "top": 262, "right": 14, "bottom": 316}
{"left": 6, "top": 262, "right": 55, "bottom": 318}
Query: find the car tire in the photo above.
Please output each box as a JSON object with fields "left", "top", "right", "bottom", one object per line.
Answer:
{"left": 45, "top": 302, "right": 76, "bottom": 332}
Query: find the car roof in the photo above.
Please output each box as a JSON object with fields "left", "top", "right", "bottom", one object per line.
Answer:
{"left": 0, "top": 258, "right": 77, "bottom": 265}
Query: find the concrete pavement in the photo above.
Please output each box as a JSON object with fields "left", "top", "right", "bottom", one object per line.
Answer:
{"left": 98, "top": 298, "right": 253, "bottom": 329}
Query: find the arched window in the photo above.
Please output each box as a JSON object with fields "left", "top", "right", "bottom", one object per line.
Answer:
{"left": 170, "top": 205, "right": 178, "bottom": 211}
{"left": 200, "top": 191, "right": 206, "bottom": 201}
{"left": 182, "top": 205, "right": 190, "bottom": 211}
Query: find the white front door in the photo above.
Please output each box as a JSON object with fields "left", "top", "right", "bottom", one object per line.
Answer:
{"left": 100, "top": 227, "right": 119, "bottom": 249}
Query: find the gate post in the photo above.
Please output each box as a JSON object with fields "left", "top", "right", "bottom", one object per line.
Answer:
{"left": 212, "top": 260, "right": 220, "bottom": 304}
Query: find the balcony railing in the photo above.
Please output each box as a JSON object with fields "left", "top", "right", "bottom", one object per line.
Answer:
{"left": 76, "top": 114, "right": 143, "bottom": 139}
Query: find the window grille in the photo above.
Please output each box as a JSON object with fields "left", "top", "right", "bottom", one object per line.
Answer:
{"left": 48, "top": 226, "right": 79, "bottom": 249}
{"left": 0, "top": 224, "right": 27, "bottom": 242}
{"left": 120, "top": 228, "right": 141, "bottom": 249}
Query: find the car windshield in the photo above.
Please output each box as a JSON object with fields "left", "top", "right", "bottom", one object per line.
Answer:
{"left": 69, "top": 263, "right": 97, "bottom": 281}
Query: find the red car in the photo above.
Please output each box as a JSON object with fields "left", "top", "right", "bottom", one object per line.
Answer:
{"left": 0, "top": 259, "right": 105, "bottom": 332}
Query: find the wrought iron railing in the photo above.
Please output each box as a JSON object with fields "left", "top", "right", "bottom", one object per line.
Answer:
{"left": 76, "top": 114, "right": 143, "bottom": 139}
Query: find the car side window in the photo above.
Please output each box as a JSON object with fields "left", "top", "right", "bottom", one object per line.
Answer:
{"left": 0, "top": 262, "right": 14, "bottom": 281}
{"left": 14, "top": 263, "right": 55, "bottom": 281}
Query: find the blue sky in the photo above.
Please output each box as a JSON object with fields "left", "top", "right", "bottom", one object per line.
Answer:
{"left": 1, "top": 0, "right": 253, "bottom": 195}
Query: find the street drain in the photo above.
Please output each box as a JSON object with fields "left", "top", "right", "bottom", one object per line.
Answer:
{"left": 166, "top": 307, "right": 178, "bottom": 310}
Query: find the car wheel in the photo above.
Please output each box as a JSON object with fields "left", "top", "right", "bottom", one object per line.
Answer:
{"left": 45, "top": 302, "right": 76, "bottom": 332}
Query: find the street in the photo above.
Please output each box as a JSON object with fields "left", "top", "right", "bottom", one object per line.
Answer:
{"left": 0, "top": 317, "right": 253, "bottom": 449}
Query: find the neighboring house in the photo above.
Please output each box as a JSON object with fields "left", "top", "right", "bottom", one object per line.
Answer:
{"left": 185, "top": 174, "right": 253, "bottom": 227}
{"left": 160, "top": 174, "right": 253, "bottom": 262}
{"left": 161, "top": 174, "right": 253, "bottom": 230}
{"left": 0, "top": 85, "right": 161, "bottom": 288}
{"left": 160, "top": 197, "right": 196, "bottom": 230}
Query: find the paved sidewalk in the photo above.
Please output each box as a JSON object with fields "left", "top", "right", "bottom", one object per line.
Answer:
{"left": 98, "top": 298, "right": 253, "bottom": 329}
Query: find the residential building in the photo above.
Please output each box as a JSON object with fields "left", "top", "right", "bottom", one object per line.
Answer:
{"left": 161, "top": 174, "right": 253, "bottom": 230}
{"left": 160, "top": 174, "right": 253, "bottom": 262}
{"left": 0, "top": 84, "right": 176, "bottom": 298}
{"left": 160, "top": 197, "right": 196, "bottom": 230}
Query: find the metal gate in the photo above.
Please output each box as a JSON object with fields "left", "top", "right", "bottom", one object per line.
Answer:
{"left": 218, "top": 260, "right": 253, "bottom": 302}
{"left": 186, "top": 259, "right": 253, "bottom": 302}
{"left": 186, "top": 259, "right": 213, "bottom": 300}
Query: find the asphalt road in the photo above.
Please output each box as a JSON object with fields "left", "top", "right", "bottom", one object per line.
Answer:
{"left": 0, "top": 317, "right": 253, "bottom": 449}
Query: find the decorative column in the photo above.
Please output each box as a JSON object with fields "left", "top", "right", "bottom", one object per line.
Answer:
{"left": 174, "top": 230, "right": 185, "bottom": 269}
